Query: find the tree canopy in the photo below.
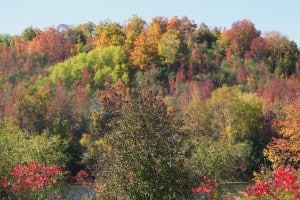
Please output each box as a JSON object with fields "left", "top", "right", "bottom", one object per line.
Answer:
{"left": 0, "top": 16, "right": 299, "bottom": 199}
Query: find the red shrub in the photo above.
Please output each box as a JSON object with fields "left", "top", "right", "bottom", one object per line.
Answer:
{"left": 0, "top": 162, "right": 61, "bottom": 196}
{"left": 246, "top": 166, "right": 300, "bottom": 199}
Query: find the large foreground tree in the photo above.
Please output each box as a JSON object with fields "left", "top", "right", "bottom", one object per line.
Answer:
{"left": 96, "top": 91, "right": 191, "bottom": 199}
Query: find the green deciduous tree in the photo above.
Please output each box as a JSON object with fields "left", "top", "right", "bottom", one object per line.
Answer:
{"left": 158, "top": 31, "right": 181, "bottom": 66}
{"left": 96, "top": 91, "right": 191, "bottom": 199}
{"left": 183, "top": 86, "right": 267, "bottom": 179}
{"left": 0, "top": 120, "right": 71, "bottom": 177}
{"left": 48, "top": 46, "right": 128, "bottom": 89}
{"left": 188, "top": 137, "right": 252, "bottom": 181}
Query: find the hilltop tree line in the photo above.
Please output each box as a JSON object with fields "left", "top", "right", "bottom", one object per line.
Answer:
{"left": 0, "top": 16, "right": 299, "bottom": 199}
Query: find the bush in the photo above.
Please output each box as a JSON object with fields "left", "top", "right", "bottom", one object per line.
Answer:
{"left": 245, "top": 166, "right": 300, "bottom": 200}
{"left": 0, "top": 162, "right": 64, "bottom": 199}
{"left": 0, "top": 120, "right": 71, "bottom": 177}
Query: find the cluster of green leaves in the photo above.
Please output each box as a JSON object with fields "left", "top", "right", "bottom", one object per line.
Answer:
{"left": 0, "top": 120, "right": 71, "bottom": 177}
{"left": 47, "top": 45, "right": 128, "bottom": 89}
{"left": 182, "top": 86, "right": 267, "bottom": 181}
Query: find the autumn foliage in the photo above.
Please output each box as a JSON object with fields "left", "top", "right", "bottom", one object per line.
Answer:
{"left": 0, "top": 16, "right": 299, "bottom": 199}
{"left": 0, "top": 162, "right": 61, "bottom": 197}
{"left": 264, "top": 96, "right": 300, "bottom": 168}
{"left": 246, "top": 166, "right": 300, "bottom": 199}
{"left": 192, "top": 176, "right": 219, "bottom": 199}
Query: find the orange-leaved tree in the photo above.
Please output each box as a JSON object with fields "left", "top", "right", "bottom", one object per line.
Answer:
{"left": 264, "top": 97, "right": 300, "bottom": 169}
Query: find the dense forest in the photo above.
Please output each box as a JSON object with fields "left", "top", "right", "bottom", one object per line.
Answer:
{"left": 0, "top": 16, "right": 299, "bottom": 199}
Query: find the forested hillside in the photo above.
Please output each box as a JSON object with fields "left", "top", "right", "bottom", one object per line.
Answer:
{"left": 0, "top": 16, "right": 299, "bottom": 199}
